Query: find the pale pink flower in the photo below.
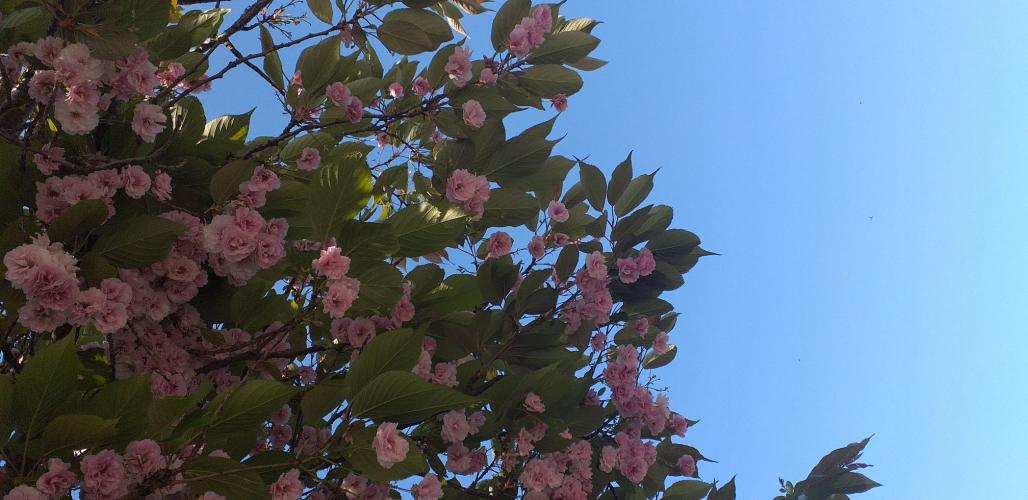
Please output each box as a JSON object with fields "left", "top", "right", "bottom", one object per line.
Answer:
{"left": 547, "top": 200, "right": 569, "bottom": 222}
{"left": 345, "top": 96, "right": 364, "bottom": 122}
{"left": 590, "top": 332, "right": 606, "bottom": 351}
{"left": 553, "top": 233, "right": 570, "bottom": 246}
{"left": 80, "top": 449, "right": 128, "bottom": 498}
{"left": 487, "top": 232, "right": 513, "bottom": 259}
{"left": 599, "top": 445, "right": 618, "bottom": 473}
{"left": 27, "top": 70, "right": 58, "bottom": 103}
{"left": 201, "top": 493, "right": 227, "bottom": 500}
{"left": 326, "top": 81, "right": 352, "bottom": 106}
{"left": 290, "top": 70, "right": 303, "bottom": 87}
{"left": 509, "top": 23, "right": 533, "bottom": 59}
{"left": 32, "top": 144, "right": 64, "bottom": 175}
{"left": 533, "top": 5, "right": 554, "bottom": 32}
{"left": 479, "top": 67, "right": 497, "bottom": 85}
{"left": 388, "top": 82, "right": 404, "bottom": 98}
{"left": 461, "top": 99, "right": 486, "bottom": 129}
{"left": 523, "top": 392, "right": 545, "bottom": 413}
{"left": 440, "top": 409, "right": 471, "bottom": 443}
{"left": 32, "top": 36, "right": 65, "bottom": 66}
{"left": 131, "top": 102, "right": 166, "bottom": 143}
{"left": 617, "top": 257, "right": 641, "bottom": 284}
{"left": 635, "top": 247, "right": 657, "bottom": 276}
{"left": 322, "top": 277, "right": 360, "bottom": 318}
{"left": 444, "top": 46, "right": 472, "bottom": 87}
{"left": 35, "top": 458, "right": 76, "bottom": 498}
{"left": 585, "top": 251, "right": 607, "bottom": 280}
{"left": 431, "top": 362, "right": 458, "bottom": 387}
{"left": 297, "top": 147, "right": 321, "bottom": 171}
{"left": 551, "top": 93, "right": 568, "bottom": 112}
{"left": 312, "top": 245, "right": 351, "bottom": 280}
{"left": 54, "top": 97, "right": 99, "bottom": 135}
{"left": 527, "top": 235, "right": 545, "bottom": 259}
{"left": 157, "top": 62, "right": 186, "bottom": 87}
{"left": 670, "top": 414, "right": 689, "bottom": 436}
{"left": 411, "top": 76, "right": 432, "bottom": 96}
{"left": 271, "top": 405, "right": 291, "bottom": 426}
{"left": 373, "top": 422, "right": 409, "bottom": 469}
{"left": 121, "top": 165, "right": 150, "bottom": 199}
{"left": 376, "top": 131, "right": 389, "bottom": 147}
{"left": 3, "top": 485, "right": 44, "bottom": 500}
{"left": 269, "top": 468, "right": 304, "bottom": 500}
{"left": 677, "top": 454, "right": 696, "bottom": 476}
{"left": 412, "top": 474, "right": 443, "bottom": 500}
{"left": 652, "top": 331, "right": 670, "bottom": 354}
{"left": 124, "top": 439, "right": 164, "bottom": 479}
{"left": 151, "top": 172, "right": 172, "bottom": 201}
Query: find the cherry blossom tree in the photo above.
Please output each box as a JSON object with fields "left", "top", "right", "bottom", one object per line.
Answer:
{"left": 0, "top": 0, "right": 879, "bottom": 498}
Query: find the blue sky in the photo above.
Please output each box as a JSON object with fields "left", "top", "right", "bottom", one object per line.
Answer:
{"left": 202, "top": 1, "right": 1028, "bottom": 497}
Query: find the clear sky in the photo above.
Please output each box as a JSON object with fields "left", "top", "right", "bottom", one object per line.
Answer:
{"left": 202, "top": 1, "right": 1028, "bottom": 497}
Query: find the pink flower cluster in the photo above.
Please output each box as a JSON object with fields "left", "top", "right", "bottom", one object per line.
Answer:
{"left": 326, "top": 81, "right": 364, "bottom": 122}
{"left": 33, "top": 165, "right": 165, "bottom": 224}
{"left": 486, "top": 231, "right": 513, "bottom": 259}
{"left": 561, "top": 251, "right": 614, "bottom": 331}
{"left": 412, "top": 336, "right": 459, "bottom": 387}
{"left": 238, "top": 165, "right": 281, "bottom": 208}
{"left": 5, "top": 440, "right": 169, "bottom": 500}
{"left": 598, "top": 427, "right": 658, "bottom": 483}
{"left": 204, "top": 207, "right": 288, "bottom": 285}
{"left": 439, "top": 408, "right": 486, "bottom": 444}
{"left": 519, "top": 440, "right": 594, "bottom": 499}
{"left": 616, "top": 247, "right": 657, "bottom": 284}
{"left": 446, "top": 443, "right": 487, "bottom": 475}
{"left": 509, "top": 6, "right": 553, "bottom": 58}
{"left": 445, "top": 169, "right": 490, "bottom": 220}
{"left": 312, "top": 245, "right": 361, "bottom": 318}
{"left": 411, "top": 474, "right": 443, "bottom": 500}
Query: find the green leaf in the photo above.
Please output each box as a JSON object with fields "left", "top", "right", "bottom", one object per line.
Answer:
{"left": 82, "top": 375, "right": 152, "bottom": 442}
{"left": 482, "top": 133, "right": 558, "bottom": 185}
{"left": 614, "top": 173, "right": 655, "bottom": 217}
{"left": 578, "top": 161, "right": 607, "bottom": 210}
{"left": 184, "top": 456, "right": 269, "bottom": 500}
{"left": 12, "top": 336, "right": 81, "bottom": 437}
{"left": 569, "top": 56, "right": 607, "bottom": 71}
{"left": 664, "top": 480, "right": 713, "bottom": 500}
{"left": 517, "top": 64, "right": 584, "bottom": 97}
{"left": 307, "top": 157, "right": 373, "bottom": 242}
{"left": 335, "top": 221, "right": 399, "bottom": 261}
{"left": 345, "top": 329, "right": 422, "bottom": 396}
{"left": 708, "top": 477, "right": 737, "bottom": 500}
{"left": 351, "top": 261, "right": 404, "bottom": 310}
{"left": 480, "top": 188, "right": 538, "bottom": 228}
{"left": 296, "top": 36, "right": 341, "bottom": 93}
{"left": 209, "top": 159, "right": 256, "bottom": 202}
{"left": 36, "top": 414, "right": 118, "bottom": 457}
{"left": 350, "top": 371, "right": 481, "bottom": 424}
{"left": 307, "top": 0, "right": 334, "bottom": 23}
{"left": 378, "top": 9, "right": 452, "bottom": 55}
{"left": 607, "top": 152, "right": 633, "bottom": 205}
{"left": 93, "top": 216, "right": 184, "bottom": 268}
{"left": 199, "top": 109, "right": 254, "bottom": 159}
{"left": 259, "top": 26, "right": 285, "bottom": 91}
{"left": 478, "top": 255, "right": 518, "bottom": 304}
{"left": 528, "top": 31, "right": 600, "bottom": 65}
{"left": 47, "top": 200, "right": 107, "bottom": 243}
{"left": 491, "top": 0, "right": 531, "bottom": 52}
{"left": 646, "top": 229, "right": 701, "bottom": 266}
{"left": 643, "top": 345, "right": 677, "bottom": 369}
{"left": 208, "top": 380, "right": 296, "bottom": 435}
{"left": 554, "top": 245, "right": 579, "bottom": 281}
{"left": 388, "top": 203, "right": 468, "bottom": 258}
{"left": 344, "top": 426, "right": 428, "bottom": 481}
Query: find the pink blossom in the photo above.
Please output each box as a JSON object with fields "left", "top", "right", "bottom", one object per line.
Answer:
{"left": 590, "top": 332, "right": 606, "bottom": 351}
{"left": 121, "top": 165, "right": 151, "bottom": 199}
{"left": 411, "top": 76, "right": 432, "bottom": 96}
{"left": 509, "top": 23, "right": 533, "bottom": 59}
{"left": 617, "top": 257, "right": 641, "bottom": 284}
{"left": 201, "top": 493, "right": 227, "bottom": 500}
{"left": 412, "top": 474, "right": 443, "bottom": 500}
{"left": 634, "top": 317, "right": 650, "bottom": 335}
{"left": 32, "top": 36, "right": 64, "bottom": 66}
{"left": 391, "top": 283, "right": 415, "bottom": 323}
{"left": 388, "top": 82, "right": 404, "bottom": 98}
{"left": 487, "top": 232, "right": 513, "bottom": 259}
{"left": 290, "top": 70, "right": 303, "bottom": 87}
{"left": 585, "top": 251, "right": 607, "bottom": 280}
{"left": 327, "top": 81, "right": 352, "bottom": 106}
{"left": 313, "top": 245, "right": 351, "bottom": 280}
{"left": 345, "top": 96, "right": 364, "bottom": 122}
{"left": 124, "top": 439, "right": 164, "bottom": 479}
{"left": 152, "top": 172, "right": 172, "bottom": 201}
{"left": 27, "top": 70, "right": 58, "bottom": 103}
{"left": 635, "top": 247, "right": 657, "bottom": 276}
{"left": 269, "top": 469, "right": 304, "bottom": 500}
{"left": 131, "top": 102, "right": 166, "bottom": 143}
{"left": 599, "top": 445, "right": 618, "bottom": 473}
{"left": 445, "top": 46, "right": 472, "bottom": 87}
{"left": 270, "top": 424, "right": 293, "bottom": 449}
{"left": 25, "top": 263, "right": 78, "bottom": 310}
{"left": 440, "top": 409, "right": 471, "bottom": 443}
{"left": 322, "top": 277, "right": 360, "bottom": 318}
{"left": 376, "top": 131, "right": 389, "bottom": 147}
{"left": 446, "top": 169, "right": 479, "bottom": 203}
{"left": 677, "top": 454, "right": 696, "bottom": 476}
{"left": 54, "top": 97, "right": 99, "bottom": 135}
{"left": 479, "top": 67, "right": 497, "bottom": 85}
{"left": 553, "top": 233, "right": 570, "bottom": 246}
{"left": 652, "top": 331, "right": 670, "bottom": 354}
{"left": 32, "top": 144, "right": 64, "bottom": 175}
{"left": 547, "top": 200, "right": 569, "bottom": 222}
{"left": 157, "top": 62, "right": 186, "bottom": 87}
{"left": 461, "top": 99, "right": 486, "bottom": 129}
{"left": 271, "top": 404, "right": 292, "bottom": 426}
{"left": 373, "top": 422, "right": 409, "bottom": 469}
{"left": 523, "top": 392, "right": 545, "bottom": 413}
{"left": 81, "top": 449, "right": 128, "bottom": 499}
{"left": 297, "top": 147, "right": 321, "bottom": 171}
{"left": 53, "top": 43, "right": 101, "bottom": 86}
{"left": 35, "top": 458, "right": 76, "bottom": 498}
{"left": 533, "top": 5, "right": 554, "bottom": 32}
{"left": 431, "top": 362, "right": 458, "bottom": 387}
{"left": 528, "top": 235, "right": 545, "bottom": 259}
{"left": 551, "top": 93, "right": 568, "bottom": 112}
{"left": 3, "top": 486, "right": 44, "bottom": 500}
{"left": 670, "top": 414, "right": 689, "bottom": 436}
